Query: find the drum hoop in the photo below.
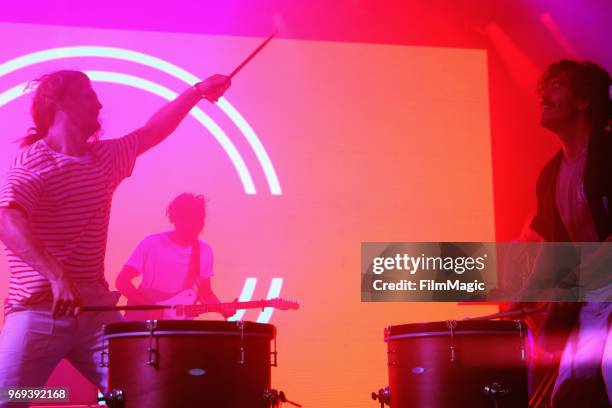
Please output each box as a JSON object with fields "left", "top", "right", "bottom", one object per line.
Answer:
{"left": 104, "top": 330, "right": 275, "bottom": 340}
{"left": 385, "top": 330, "right": 521, "bottom": 341}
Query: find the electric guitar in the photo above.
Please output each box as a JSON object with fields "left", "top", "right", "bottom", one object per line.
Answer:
{"left": 125, "top": 288, "right": 299, "bottom": 320}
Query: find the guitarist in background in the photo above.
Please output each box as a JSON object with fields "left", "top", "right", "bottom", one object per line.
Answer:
{"left": 116, "top": 193, "right": 234, "bottom": 320}
{"left": 524, "top": 60, "right": 612, "bottom": 407}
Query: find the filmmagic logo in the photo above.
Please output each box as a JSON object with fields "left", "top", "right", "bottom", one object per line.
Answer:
{"left": 371, "top": 279, "right": 486, "bottom": 293}
{"left": 371, "top": 253, "right": 487, "bottom": 275}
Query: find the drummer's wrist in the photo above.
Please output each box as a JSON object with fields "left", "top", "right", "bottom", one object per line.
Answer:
{"left": 193, "top": 82, "right": 209, "bottom": 99}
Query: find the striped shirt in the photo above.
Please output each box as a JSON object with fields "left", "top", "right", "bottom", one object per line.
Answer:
{"left": 0, "top": 133, "right": 139, "bottom": 312}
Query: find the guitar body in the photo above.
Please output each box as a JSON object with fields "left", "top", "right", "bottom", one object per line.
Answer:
{"left": 125, "top": 289, "right": 198, "bottom": 320}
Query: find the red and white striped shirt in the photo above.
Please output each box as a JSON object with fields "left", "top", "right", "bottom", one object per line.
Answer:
{"left": 0, "top": 133, "right": 139, "bottom": 312}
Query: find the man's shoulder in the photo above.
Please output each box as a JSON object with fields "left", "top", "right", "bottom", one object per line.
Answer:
{"left": 137, "top": 232, "right": 169, "bottom": 248}
{"left": 88, "top": 136, "right": 117, "bottom": 157}
{"left": 90, "top": 132, "right": 139, "bottom": 152}
{"left": 12, "top": 141, "right": 55, "bottom": 172}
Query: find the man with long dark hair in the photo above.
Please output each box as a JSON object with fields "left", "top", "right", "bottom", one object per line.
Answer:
{"left": 528, "top": 60, "right": 612, "bottom": 407}
{"left": 116, "top": 193, "right": 234, "bottom": 320}
{"left": 0, "top": 70, "right": 230, "bottom": 403}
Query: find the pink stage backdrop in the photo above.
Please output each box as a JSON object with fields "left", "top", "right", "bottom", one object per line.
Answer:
{"left": 0, "top": 22, "right": 496, "bottom": 407}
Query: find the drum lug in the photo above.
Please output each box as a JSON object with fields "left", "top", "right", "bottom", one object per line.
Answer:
{"left": 239, "top": 347, "right": 246, "bottom": 365}
{"left": 147, "top": 347, "right": 160, "bottom": 367}
{"left": 446, "top": 320, "right": 458, "bottom": 363}
{"left": 271, "top": 335, "right": 278, "bottom": 367}
{"left": 237, "top": 320, "right": 246, "bottom": 365}
{"left": 100, "top": 349, "right": 109, "bottom": 368}
{"left": 146, "top": 320, "right": 159, "bottom": 368}
{"left": 515, "top": 320, "right": 526, "bottom": 361}
{"left": 100, "top": 334, "right": 109, "bottom": 368}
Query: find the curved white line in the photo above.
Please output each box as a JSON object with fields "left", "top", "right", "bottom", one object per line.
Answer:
{"left": 0, "top": 46, "right": 281, "bottom": 195}
{"left": 256, "top": 278, "right": 283, "bottom": 323}
{"left": 227, "top": 277, "right": 257, "bottom": 322}
{"left": 217, "top": 99, "right": 281, "bottom": 194}
{"left": 0, "top": 83, "right": 24, "bottom": 108}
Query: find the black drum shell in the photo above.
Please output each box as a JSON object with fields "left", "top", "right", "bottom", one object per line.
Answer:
{"left": 104, "top": 320, "right": 276, "bottom": 408}
{"left": 385, "top": 320, "right": 528, "bottom": 408}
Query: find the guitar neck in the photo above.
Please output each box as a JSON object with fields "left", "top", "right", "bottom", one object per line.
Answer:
{"left": 182, "top": 300, "right": 270, "bottom": 316}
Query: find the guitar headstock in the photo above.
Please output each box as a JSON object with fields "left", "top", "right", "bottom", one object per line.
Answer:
{"left": 267, "top": 297, "right": 300, "bottom": 311}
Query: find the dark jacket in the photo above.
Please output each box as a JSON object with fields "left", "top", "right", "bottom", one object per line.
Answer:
{"left": 530, "top": 129, "right": 611, "bottom": 353}
{"left": 531, "top": 129, "right": 612, "bottom": 243}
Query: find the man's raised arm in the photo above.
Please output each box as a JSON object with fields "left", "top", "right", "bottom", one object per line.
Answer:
{"left": 135, "top": 74, "right": 230, "bottom": 155}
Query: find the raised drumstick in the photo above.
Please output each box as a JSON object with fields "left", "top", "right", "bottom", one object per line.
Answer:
{"left": 228, "top": 32, "right": 277, "bottom": 79}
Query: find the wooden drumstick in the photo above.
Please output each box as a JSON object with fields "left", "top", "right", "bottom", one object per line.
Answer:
{"left": 466, "top": 306, "right": 547, "bottom": 321}
{"left": 82, "top": 304, "right": 170, "bottom": 312}
{"left": 228, "top": 32, "right": 277, "bottom": 79}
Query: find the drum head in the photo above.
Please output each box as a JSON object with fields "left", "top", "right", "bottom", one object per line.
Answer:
{"left": 385, "top": 320, "right": 522, "bottom": 341}
{"left": 104, "top": 320, "right": 276, "bottom": 338}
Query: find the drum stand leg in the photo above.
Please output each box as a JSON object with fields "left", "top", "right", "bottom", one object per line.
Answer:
{"left": 98, "top": 388, "right": 124, "bottom": 408}
{"left": 484, "top": 382, "right": 509, "bottom": 408}
{"left": 263, "top": 389, "right": 302, "bottom": 407}
{"left": 371, "top": 386, "right": 390, "bottom": 407}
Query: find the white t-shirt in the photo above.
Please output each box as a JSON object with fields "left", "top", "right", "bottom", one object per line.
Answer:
{"left": 125, "top": 232, "right": 214, "bottom": 295}
{"left": 555, "top": 151, "right": 599, "bottom": 242}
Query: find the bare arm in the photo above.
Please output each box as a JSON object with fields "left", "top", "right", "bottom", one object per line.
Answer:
{"left": 115, "top": 265, "right": 144, "bottom": 302}
{"left": 524, "top": 244, "right": 564, "bottom": 289}
{"left": 520, "top": 237, "right": 612, "bottom": 301}
{"left": 198, "top": 278, "right": 236, "bottom": 319}
{"left": 136, "top": 74, "right": 231, "bottom": 155}
{"left": 198, "top": 278, "right": 221, "bottom": 304}
{"left": 519, "top": 242, "right": 586, "bottom": 301}
{"left": 0, "top": 207, "right": 81, "bottom": 316}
